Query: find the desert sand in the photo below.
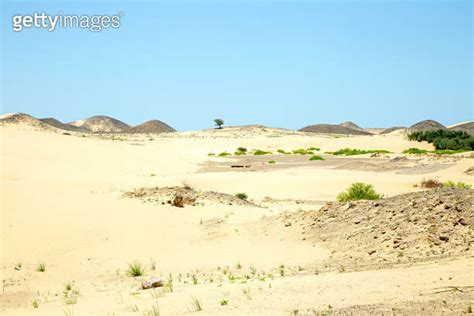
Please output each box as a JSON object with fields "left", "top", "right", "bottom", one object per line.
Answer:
{"left": 1, "top": 122, "right": 473, "bottom": 315}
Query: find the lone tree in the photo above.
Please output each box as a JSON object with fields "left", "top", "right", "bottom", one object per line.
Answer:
{"left": 214, "top": 118, "right": 224, "bottom": 129}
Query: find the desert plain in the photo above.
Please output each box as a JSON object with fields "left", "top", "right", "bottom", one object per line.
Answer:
{"left": 0, "top": 115, "right": 473, "bottom": 315}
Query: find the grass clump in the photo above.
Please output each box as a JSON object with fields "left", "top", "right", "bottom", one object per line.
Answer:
{"left": 63, "top": 281, "right": 80, "bottom": 305}
{"left": 253, "top": 149, "right": 272, "bottom": 155}
{"left": 442, "top": 181, "right": 472, "bottom": 189}
{"left": 309, "top": 155, "right": 324, "bottom": 161}
{"left": 307, "top": 147, "right": 320, "bottom": 151}
{"left": 235, "top": 193, "right": 248, "bottom": 200}
{"left": 403, "top": 148, "right": 428, "bottom": 154}
{"left": 36, "top": 262, "right": 46, "bottom": 272}
{"left": 277, "top": 149, "right": 291, "bottom": 154}
{"left": 127, "top": 261, "right": 145, "bottom": 277}
{"left": 328, "top": 148, "right": 390, "bottom": 156}
{"left": 268, "top": 160, "right": 276, "bottom": 164}
{"left": 207, "top": 153, "right": 215, "bottom": 156}
{"left": 190, "top": 296, "right": 202, "bottom": 312}
{"left": 220, "top": 298, "right": 229, "bottom": 306}
{"left": 218, "top": 152, "right": 231, "bottom": 157}
{"left": 292, "top": 149, "right": 313, "bottom": 155}
{"left": 337, "top": 182, "right": 382, "bottom": 201}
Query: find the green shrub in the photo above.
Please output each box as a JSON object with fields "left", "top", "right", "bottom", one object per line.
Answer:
{"left": 253, "top": 149, "right": 272, "bottom": 155}
{"left": 309, "top": 155, "right": 324, "bottom": 161}
{"left": 207, "top": 153, "right": 215, "bottom": 156}
{"left": 408, "top": 130, "right": 474, "bottom": 150}
{"left": 235, "top": 193, "right": 248, "bottom": 200}
{"left": 237, "top": 147, "right": 247, "bottom": 153}
{"left": 403, "top": 148, "right": 428, "bottom": 154}
{"left": 277, "top": 149, "right": 291, "bottom": 154}
{"left": 442, "top": 181, "right": 472, "bottom": 189}
{"left": 127, "top": 261, "right": 145, "bottom": 277}
{"left": 328, "top": 148, "right": 390, "bottom": 156}
{"left": 337, "top": 183, "right": 382, "bottom": 201}
{"left": 307, "top": 147, "right": 320, "bottom": 151}
{"left": 268, "top": 160, "right": 276, "bottom": 164}
{"left": 218, "top": 152, "right": 231, "bottom": 157}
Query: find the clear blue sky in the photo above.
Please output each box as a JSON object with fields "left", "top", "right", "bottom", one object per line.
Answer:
{"left": 1, "top": 0, "right": 472, "bottom": 131}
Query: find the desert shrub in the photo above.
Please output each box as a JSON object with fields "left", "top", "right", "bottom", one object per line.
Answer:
{"left": 253, "top": 149, "right": 272, "bottom": 155}
{"left": 268, "top": 160, "right": 276, "bottom": 164}
{"left": 207, "top": 153, "right": 215, "bottom": 156}
{"left": 309, "top": 155, "right": 324, "bottom": 161}
{"left": 218, "top": 152, "right": 231, "bottom": 157}
{"left": 337, "top": 183, "right": 382, "bottom": 201}
{"left": 328, "top": 148, "right": 390, "bottom": 156}
{"left": 408, "top": 130, "right": 474, "bottom": 150}
{"left": 403, "top": 148, "right": 428, "bottom": 154}
{"left": 235, "top": 193, "right": 248, "bottom": 200}
{"left": 420, "top": 179, "right": 442, "bottom": 188}
{"left": 307, "top": 147, "right": 320, "bottom": 151}
{"left": 237, "top": 147, "right": 247, "bottom": 153}
{"left": 127, "top": 261, "right": 145, "bottom": 277}
{"left": 442, "top": 181, "right": 472, "bottom": 189}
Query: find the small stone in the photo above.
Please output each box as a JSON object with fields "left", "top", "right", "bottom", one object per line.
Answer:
{"left": 439, "top": 235, "right": 449, "bottom": 242}
{"left": 142, "top": 278, "right": 163, "bottom": 289}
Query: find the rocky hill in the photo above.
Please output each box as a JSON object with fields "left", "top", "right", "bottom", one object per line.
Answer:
{"left": 129, "top": 120, "right": 176, "bottom": 134}
{"left": 299, "top": 124, "right": 372, "bottom": 135}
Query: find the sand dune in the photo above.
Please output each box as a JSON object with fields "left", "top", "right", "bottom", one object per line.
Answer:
{"left": 1, "top": 121, "right": 473, "bottom": 315}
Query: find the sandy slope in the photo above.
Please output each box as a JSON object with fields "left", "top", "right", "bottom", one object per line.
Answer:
{"left": 1, "top": 125, "right": 473, "bottom": 315}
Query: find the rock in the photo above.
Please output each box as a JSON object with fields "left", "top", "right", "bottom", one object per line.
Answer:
{"left": 458, "top": 218, "right": 469, "bottom": 226}
{"left": 439, "top": 235, "right": 449, "bottom": 242}
{"left": 172, "top": 195, "right": 185, "bottom": 208}
{"left": 141, "top": 278, "right": 163, "bottom": 289}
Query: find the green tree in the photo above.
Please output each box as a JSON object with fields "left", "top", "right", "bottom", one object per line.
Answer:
{"left": 214, "top": 118, "right": 224, "bottom": 129}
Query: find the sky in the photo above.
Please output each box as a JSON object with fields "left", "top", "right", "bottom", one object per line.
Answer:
{"left": 1, "top": 0, "right": 472, "bottom": 131}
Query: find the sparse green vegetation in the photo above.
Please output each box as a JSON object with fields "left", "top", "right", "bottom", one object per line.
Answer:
{"left": 307, "top": 147, "right": 320, "bottom": 151}
{"left": 218, "top": 152, "right": 231, "bottom": 157}
{"left": 268, "top": 160, "right": 276, "bottom": 164}
{"left": 190, "top": 296, "right": 202, "bottom": 312}
{"left": 127, "top": 261, "right": 145, "bottom": 277}
{"left": 442, "top": 181, "right": 472, "bottom": 189}
{"left": 63, "top": 281, "right": 79, "bottom": 305}
{"left": 337, "top": 182, "right": 382, "bottom": 201}
{"left": 404, "top": 147, "right": 468, "bottom": 155}
{"left": 277, "top": 149, "right": 291, "bottom": 154}
{"left": 253, "top": 149, "right": 272, "bottom": 155}
{"left": 235, "top": 193, "right": 248, "bottom": 200}
{"left": 327, "top": 148, "right": 390, "bottom": 156}
{"left": 408, "top": 129, "right": 474, "bottom": 150}
{"left": 403, "top": 148, "right": 428, "bottom": 154}
{"left": 309, "top": 155, "right": 324, "bottom": 161}
{"left": 36, "top": 262, "right": 46, "bottom": 272}
{"left": 31, "top": 299, "right": 39, "bottom": 308}
{"left": 220, "top": 298, "right": 229, "bottom": 306}
{"left": 207, "top": 153, "right": 215, "bottom": 156}
{"left": 292, "top": 149, "right": 314, "bottom": 155}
